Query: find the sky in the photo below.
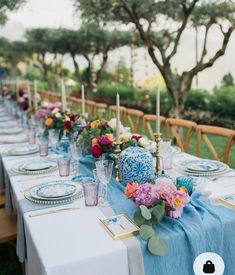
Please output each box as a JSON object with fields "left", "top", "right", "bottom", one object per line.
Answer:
{"left": 1, "top": 0, "right": 235, "bottom": 90}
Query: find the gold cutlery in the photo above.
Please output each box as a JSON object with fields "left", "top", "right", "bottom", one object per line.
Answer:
{"left": 28, "top": 207, "right": 80, "bottom": 217}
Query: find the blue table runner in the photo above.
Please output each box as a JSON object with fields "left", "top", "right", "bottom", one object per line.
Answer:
{"left": 80, "top": 155, "right": 235, "bottom": 275}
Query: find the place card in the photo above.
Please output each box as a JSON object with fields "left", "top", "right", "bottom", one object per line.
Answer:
{"left": 218, "top": 194, "right": 235, "bottom": 210}
{"left": 100, "top": 214, "right": 139, "bottom": 240}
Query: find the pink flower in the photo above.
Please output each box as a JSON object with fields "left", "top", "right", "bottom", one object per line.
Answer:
{"left": 168, "top": 207, "right": 184, "bottom": 218}
{"left": 166, "top": 190, "right": 190, "bottom": 219}
{"left": 91, "top": 145, "right": 102, "bottom": 158}
{"left": 98, "top": 135, "right": 113, "bottom": 146}
{"left": 155, "top": 177, "right": 177, "bottom": 204}
{"left": 134, "top": 183, "right": 159, "bottom": 206}
{"left": 54, "top": 102, "right": 62, "bottom": 108}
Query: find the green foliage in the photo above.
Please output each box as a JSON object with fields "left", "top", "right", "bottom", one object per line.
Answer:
{"left": 140, "top": 205, "right": 152, "bottom": 220}
{"left": 0, "top": 0, "right": 25, "bottom": 25}
{"left": 148, "top": 235, "right": 168, "bottom": 256}
{"left": 134, "top": 201, "right": 167, "bottom": 256}
{"left": 184, "top": 89, "right": 210, "bottom": 111}
{"left": 139, "top": 224, "right": 154, "bottom": 241}
{"left": 221, "top": 73, "right": 234, "bottom": 87}
{"left": 152, "top": 201, "right": 166, "bottom": 224}
{"left": 209, "top": 86, "right": 235, "bottom": 120}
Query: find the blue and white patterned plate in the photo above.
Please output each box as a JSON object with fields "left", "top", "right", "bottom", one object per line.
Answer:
{"left": 179, "top": 159, "right": 228, "bottom": 177}
{"left": 36, "top": 183, "right": 77, "bottom": 198}
{"left": 186, "top": 160, "right": 220, "bottom": 172}
{"left": 25, "top": 182, "right": 82, "bottom": 204}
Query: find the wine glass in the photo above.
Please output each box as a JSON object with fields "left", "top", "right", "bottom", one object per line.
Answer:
{"left": 49, "top": 129, "right": 59, "bottom": 151}
{"left": 95, "top": 160, "right": 113, "bottom": 207}
{"left": 160, "top": 139, "right": 172, "bottom": 170}
{"left": 70, "top": 141, "right": 83, "bottom": 181}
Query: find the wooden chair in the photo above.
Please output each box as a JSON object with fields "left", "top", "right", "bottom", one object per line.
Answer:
{"left": 165, "top": 118, "right": 197, "bottom": 152}
{"left": 196, "top": 125, "right": 235, "bottom": 164}
{"left": 142, "top": 114, "right": 166, "bottom": 140}
{"left": 126, "top": 108, "right": 144, "bottom": 133}
{"left": 85, "top": 100, "right": 96, "bottom": 118}
{"left": 0, "top": 189, "right": 5, "bottom": 208}
{"left": 108, "top": 105, "right": 126, "bottom": 120}
{"left": 0, "top": 209, "right": 17, "bottom": 244}
{"left": 68, "top": 96, "right": 82, "bottom": 113}
{"left": 94, "top": 103, "right": 108, "bottom": 119}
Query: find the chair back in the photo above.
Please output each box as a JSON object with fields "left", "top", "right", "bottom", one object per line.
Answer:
{"left": 142, "top": 114, "right": 166, "bottom": 140}
{"left": 126, "top": 109, "right": 144, "bottom": 133}
{"left": 85, "top": 100, "right": 96, "bottom": 118}
{"left": 165, "top": 118, "right": 197, "bottom": 152}
{"left": 108, "top": 105, "right": 126, "bottom": 120}
{"left": 0, "top": 209, "right": 17, "bottom": 244}
{"left": 68, "top": 96, "right": 82, "bottom": 113}
{"left": 196, "top": 125, "right": 235, "bottom": 164}
{"left": 95, "top": 103, "right": 108, "bottom": 119}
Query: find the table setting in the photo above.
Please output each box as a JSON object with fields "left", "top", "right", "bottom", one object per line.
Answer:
{"left": 1, "top": 94, "right": 235, "bottom": 275}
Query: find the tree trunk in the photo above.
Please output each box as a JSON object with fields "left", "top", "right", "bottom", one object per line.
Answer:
{"left": 165, "top": 73, "right": 193, "bottom": 118}
{"left": 71, "top": 54, "right": 82, "bottom": 83}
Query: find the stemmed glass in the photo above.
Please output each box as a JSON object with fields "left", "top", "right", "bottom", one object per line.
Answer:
{"left": 95, "top": 160, "right": 113, "bottom": 207}
{"left": 49, "top": 129, "right": 59, "bottom": 151}
{"left": 70, "top": 141, "right": 83, "bottom": 181}
{"left": 160, "top": 139, "right": 172, "bottom": 170}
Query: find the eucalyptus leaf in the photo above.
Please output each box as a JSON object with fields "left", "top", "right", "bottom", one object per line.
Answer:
{"left": 148, "top": 235, "right": 168, "bottom": 256}
{"left": 139, "top": 224, "right": 155, "bottom": 241}
{"left": 134, "top": 209, "right": 145, "bottom": 226}
{"left": 152, "top": 202, "right": 165, "bottom": 224}
{"left": 140, "top": 205, "right": 152, "bottom": 220}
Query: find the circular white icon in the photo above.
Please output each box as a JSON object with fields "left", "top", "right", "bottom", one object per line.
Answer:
{"left": 193, "top": 252, "right": 225, "bottom": 275}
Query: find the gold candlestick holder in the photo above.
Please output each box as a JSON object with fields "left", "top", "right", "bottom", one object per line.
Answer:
{"left": 114, "top": 141, "right": 122, "bottom": 181}
{"left": 154, "top": 133, "right": 162, "bottom": 175}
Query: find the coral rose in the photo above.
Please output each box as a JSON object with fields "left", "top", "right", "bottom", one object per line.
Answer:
{"left": 105, "top": 133, "right": 114, "bottom": 143}
{"left": 91, "top": 145, "right": 102, "bottom": 158}
{"left": 124, "top": 182, "right": 139, "bottom": 198}
{"left": 92, "top": 138, "right": 99, "bottom": 146}
{"left": 45, "top": 118, "right": 53, "bottom": 126}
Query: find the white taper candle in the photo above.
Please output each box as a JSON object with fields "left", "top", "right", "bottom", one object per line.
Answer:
{"left": 34, "top": 80, "right": 38, "bottom": 110}
{"left": 27, "top": 81, "right": 32, "bottom": 109}
{"left": 116, "top": 93, "right": 120, "bottom": 143}
{"left": 61, "top": 79, "right": 67, "bottom": 112}
{"left": 156, "top": 85, "right": 160, "bottom": 134}
{"left": 81, "top": 85, "right": 85, "bottom": 116}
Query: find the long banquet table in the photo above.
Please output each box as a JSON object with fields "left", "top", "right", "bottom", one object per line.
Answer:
{"left": 1, "top": 107, "right": 235, "bottom": 275}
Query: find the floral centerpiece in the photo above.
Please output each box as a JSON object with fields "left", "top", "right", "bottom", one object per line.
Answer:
{"left": 44, "top": 108, "right": 86, "bottom": 140}
{"left": 120, "top": 133, "right": 150, "bottom": 150}
{"left": 77, "top": 119, "right": 114, "bottom": 158}
{"left": 35, "top": 101, "right": 62, "bottom": 119}
{"left": 124, "top": 176, "right": 190, "bottom": 256}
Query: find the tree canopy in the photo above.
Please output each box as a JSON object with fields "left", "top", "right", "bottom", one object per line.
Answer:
{"left": 0, "top": 0, "right": 25, "bottom": 25}
{"left": 74, "top": 0, "right": 235, "bottom": 116}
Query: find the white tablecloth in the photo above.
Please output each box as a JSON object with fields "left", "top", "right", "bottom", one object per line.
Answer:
{"left": 1, "top": 152, "right": 129, "bottom": 275}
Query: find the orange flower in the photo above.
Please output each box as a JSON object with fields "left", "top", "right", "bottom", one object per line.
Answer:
{"left": 124, "top": 182, "right": 139, "bottom": 198}
{"left": 172, "top": 195, "right": 183, "bottom": 208}
{"left": 105, "top": 133, "right": 114, "bottom": 143}
{"left": 90, "top": 120, "right": 101, "bottom": 128}
{"left": 92, "top": 138, "right": 99, "bottom": 146}
{"left": 45, "top": 117, "right": 53, "bottom": 126}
